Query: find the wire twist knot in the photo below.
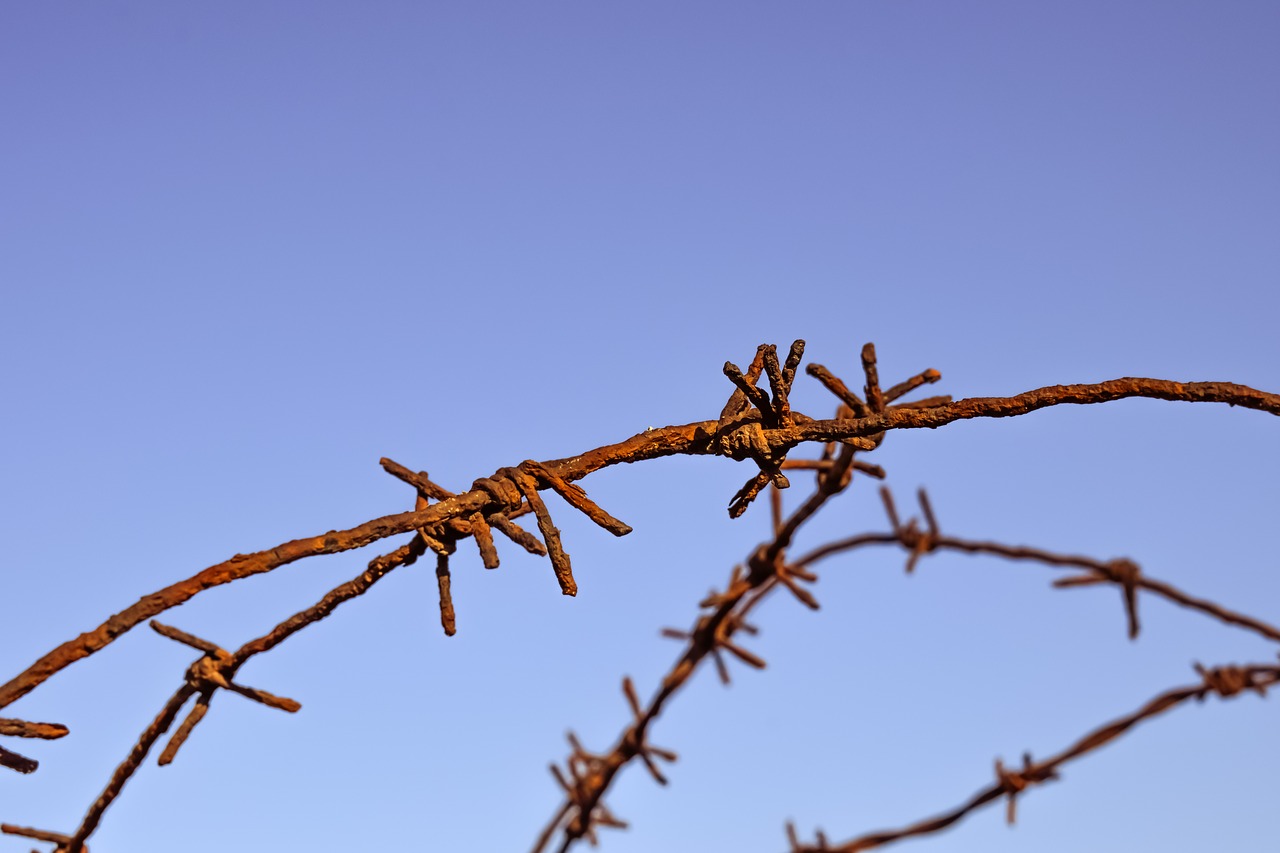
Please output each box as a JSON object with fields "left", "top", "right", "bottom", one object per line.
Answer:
{"left": 1196, "top": 663, "right": 1267, "bottom": 699}
{"left": 994, "top": 753, "right": 1058, "bottom": 825}
{"left": 1053, "top": 557, "right": 1144, "bottom": 639}
{"left": 149, "top": 621, "right": 301, "bottom": 767}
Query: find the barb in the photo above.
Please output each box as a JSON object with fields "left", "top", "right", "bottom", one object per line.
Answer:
{"left": 0, "top": 719, "right": 68, "bottom": 775}
{"left": 2, "top": 823, "right": 83, "bottom": 853}
{"left": 781, "top": 339, "right": 806, "bottom": 391}
{"left": 883, "top": 368, "right": 942, "bottom": 403}
{"left": 1054, "top": 558, "right": 1143, "bottom": 639}
{"left": 0, "top": 720, "right": 70, "bottom": 739}
{"left": 763, "top": 339, "right": 806, "bottom": 426}
{"left": 781, "top": 459, "right": 886, "bottom": 480}
{"left": 727, "top": 470, "right": 779, "bottom": 519}
{"left": 415, "top": 491, "right": 460, "bottom": 636}
{"left": 861, "top": 343, "right": 885, "bottom": 414}
{"left": 506, "top": 466, "right": 577, "bottom": 596}
{"left": 469, "top": 512, "right": 500, "bottom": 569}
{"left": 720, "top": 344, "right": 768, "bottom": 421}
{"left": 157, "top": 690, "right": 212, "bottom": 767}
{"left": 620, "top": 677, "right": 677, "bottom": 785}
{"left": 0, "top": 746, "right": 37, "bottom": 776}
{"left": 804, "top": 363, "right": 870, "bottom": 419}
{"left": 724, "top": 358, "right": 775, "bottom": 422}
{"left": 520, "top": 459, "right": 633, "bottom": 537}
{"left": 436, "top": 552, "right": 457, "bottom": 636}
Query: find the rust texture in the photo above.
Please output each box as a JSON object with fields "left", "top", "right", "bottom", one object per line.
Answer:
{"left": 1, "top": 340, "right": 1277, "bottom": 853}
{"left": 2, "top": 823, "right": 85, "bottom": 853}
{"left": 0, "top": 719, "right": 68, "bottom": 775}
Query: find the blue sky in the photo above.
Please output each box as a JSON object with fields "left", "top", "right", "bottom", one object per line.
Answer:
{"left": 2, "top": 3, "right": 1277, "bottom": 851}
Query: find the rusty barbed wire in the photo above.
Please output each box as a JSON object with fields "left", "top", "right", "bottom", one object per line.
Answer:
{"left": 784, "top": 661, "right": 1280, "bottom": 852}
{"left": 3, "top": 354, "right": 1275, "bottom": 709}
{"left": 791, "top": 487, "right": 1280, "bottom": 646}
{"left": 2, "top": 340, "right": 1277, "bottom": 853}
{"left": 535, "top": 472, "right": 1280, "bottom": 853}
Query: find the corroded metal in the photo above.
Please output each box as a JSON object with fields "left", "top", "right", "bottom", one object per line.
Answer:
{"left": 1, "top": 341, "right": 1277, "bottom": 853}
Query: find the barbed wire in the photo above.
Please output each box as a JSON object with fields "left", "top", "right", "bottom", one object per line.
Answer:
{"left": 1, "top": 340, "right": 1276, "bottom": 852}
{"left": 530, "top": 419, "right": 1280, "bottom": 852}
{"left": 784, "top": 661, "right": 1279, "bottom": 852}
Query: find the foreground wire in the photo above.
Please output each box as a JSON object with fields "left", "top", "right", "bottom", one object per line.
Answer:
{"left": 3, "top": 369, "right": 1275, "bottom": 710}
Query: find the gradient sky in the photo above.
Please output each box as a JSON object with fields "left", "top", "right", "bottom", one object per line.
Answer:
{"left": 2, "top": 3, "right": 1278, "bottom": 852}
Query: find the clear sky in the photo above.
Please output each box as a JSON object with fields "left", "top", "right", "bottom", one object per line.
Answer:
{"left": 2, "top": 3, "right": 1277, "bottom": 852}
